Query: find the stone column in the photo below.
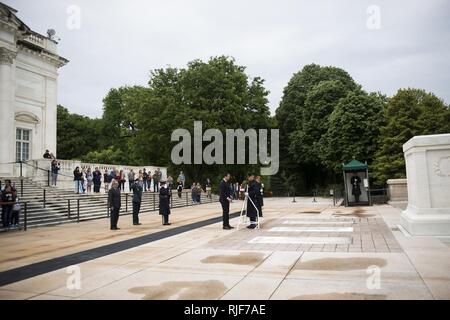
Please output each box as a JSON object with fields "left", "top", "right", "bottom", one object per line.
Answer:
{"left": 401, "top": 134, "right": 450, "bottom": 235}
{"left": 0, "top": 47, "right": 16, "bottom": 176}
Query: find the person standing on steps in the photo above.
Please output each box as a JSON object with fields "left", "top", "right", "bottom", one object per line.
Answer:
{"left": 128, "top": 169, "right": 135, "bottom": 191}
{"left": 86, "top": 167, "right": 93, "bottom": 194}
{"left": 92, "top": 167, "right": 102, "bottom": 193}
{"left": 108, "top": 179, "right": 121, "bottom": 230}
{"left": 159, "top": 180, "right": 171, "bottom": 225}
{"left": 205, "top": 178, "right": 212, "bottom": 199}
{"left": 177, "top": 171, "right": 185, "bottom": 188}
{"left": 177, "top": 181, "right": 183, "bottom": 198}
{"left": 220, "top": 173, "right": 234, "bottom": 230}
{"left": 73, "top": 167, "right": 83, "bottom": 194}
{"left": 50, "top": 160, "right": 60, "bottom": 187}
{"left": 103, "top": 169, "right": 110, "bottom": 193}
{"left": 142, "top": 169, "right": 148, "bottom": 192}
{"left": 131, "top": 177, "right": 143, "bottom": 225}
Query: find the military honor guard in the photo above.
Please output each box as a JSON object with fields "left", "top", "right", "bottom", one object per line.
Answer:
{"left": 159, "top": 180, "right": 171, "bottom": 225}
{"left": 246, "top": 174, "right": 259, "bottom": 229}
{"left": 131, "top": 177, "right": 143, "bottom": 225}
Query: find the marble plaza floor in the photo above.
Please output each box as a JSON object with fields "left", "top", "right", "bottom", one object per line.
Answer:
{"left": 0, "top": 197, "right": 449, "bottom": 300}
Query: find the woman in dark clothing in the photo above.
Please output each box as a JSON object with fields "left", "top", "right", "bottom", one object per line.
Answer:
{"left": 103, "top": 169, "right": 109, "bottom": 193}
{"left": 159, "top": 181, "right": 171, "bottom": 225}
{"left": 92, "top": 167, "right": 102, "bottom": 193}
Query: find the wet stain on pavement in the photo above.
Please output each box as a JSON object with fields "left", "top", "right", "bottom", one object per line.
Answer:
{"left": 129, "top": 280, "right": 227, "bottom": 300}
{"left": 289, "top": 292, "right": 387, "bottom": 300}
{"left": 297, "top": 210, "right": 323, "bottom": 214}
{"left": 296, "top": 257, "right": 387, "bottom": 270}
{"left": 201, "top": 252, "right": 265, "bottom": 265}
{"left": 333, "top": 208, "right": 375, "bottom": 218}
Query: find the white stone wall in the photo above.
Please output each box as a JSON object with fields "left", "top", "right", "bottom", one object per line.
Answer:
{"left": 401, "top": 134, "right": 450, "bottom": 236}
{"left": 0, "top": 4, "right": 66, "bottom": 177}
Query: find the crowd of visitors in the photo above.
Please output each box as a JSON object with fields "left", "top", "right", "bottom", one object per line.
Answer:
{"left": 71, "top": 167, "right": 166, "bottom": 195}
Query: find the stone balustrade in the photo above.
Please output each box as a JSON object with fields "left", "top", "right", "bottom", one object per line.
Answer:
{"left": 17, "top": 158, "right": 167, "bottom": 189}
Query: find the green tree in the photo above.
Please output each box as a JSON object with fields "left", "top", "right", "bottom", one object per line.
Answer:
{"left": 106, "top": 56, "right": 273, "bottom": 183}
{"left": 372, "top": 88, "right": 450, "bottom": 185}
{"left": 275, "top": 64, "right": 357, "bottom": 192}
{"left": 56, "top": 105, "right": 103, "bottom": 159}
{"left": 81, "top": 147, "right": 128, "bottom": 165}
{"left": 319, "top": 90, "right": 386, "bottom": 172}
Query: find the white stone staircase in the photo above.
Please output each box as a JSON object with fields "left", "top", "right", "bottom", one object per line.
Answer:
{"left": 0, "top": 177, "right": 219, "bottom": 231}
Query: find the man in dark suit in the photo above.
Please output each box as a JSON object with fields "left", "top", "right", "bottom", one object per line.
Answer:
{"left": 108, "top": 179, "right": 121, "bottom": 230}
{"left": 219, "top": 173, "right": 233, "bottom": 230}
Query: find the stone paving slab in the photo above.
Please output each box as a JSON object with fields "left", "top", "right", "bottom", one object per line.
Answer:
{"left": 0, "top": 197, "right": 448, "bottom": 300}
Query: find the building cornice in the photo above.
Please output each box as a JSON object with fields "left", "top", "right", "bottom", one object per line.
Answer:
{"left": 17, "top": 42, "right": 69, "bottom": 68}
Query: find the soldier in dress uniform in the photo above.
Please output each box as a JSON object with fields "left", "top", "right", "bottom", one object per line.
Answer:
{"left": 255, "top": 176, "right": 264, "bottom": 217}
{"left": 131, "top": 178, "right": 143, "bottom": 225}
{"left": 246, "top": 174, "right": 259, "bottom": 229}
{"left": 159, "top": 180, "right": 171, "bottom": 225}
{"left": 350, "top": 174, "right": 362, "bottom": 203}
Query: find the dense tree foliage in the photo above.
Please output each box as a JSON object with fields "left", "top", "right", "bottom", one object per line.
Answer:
{"left": 56, "top": 105, "right": 104, "bottom": 160}
{"left": 371, "top": 88, "right": 450, "bottom": 185}
{"left": 58, "top": 56, "right": 273, "bottom": 184}
{"left": 275, "top": 64, "right": 364, "bottom": 192}
{"left": 57, "top": 59, "right": 450, "bottom": 191}
{"left": 319, "top": 90, "right": 386, "bottom": 172}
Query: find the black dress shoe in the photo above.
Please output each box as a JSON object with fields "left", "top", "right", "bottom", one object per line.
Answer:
{"left": 247, "top": 224, "right": 256, "bottom": 229}
{"left": 163, "top": 223, "right": 171, "bottom": 225}
{"left": 133, "top": 223, "right": 142, "bottom": 225}
{"left": 223, "top": 226, "right": 233, "bottom": 230}
{"left": 226, "top": 225, "right": 234, "bottom": 229}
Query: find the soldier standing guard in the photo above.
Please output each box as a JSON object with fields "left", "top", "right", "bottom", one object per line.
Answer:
{"left": 246, "top": 174, "right": 259, "bottom": 229}
{"left": 350, "top": 174, "right": 362, "bottom": 203}
{"left": 255, "top": 176, "right": 264, "bottom": 217}
{"left": 131, "top": 178, "right": 143, "bottom": 225}
{"left": 159, "top": 180, "right": 171, "bottom": 225}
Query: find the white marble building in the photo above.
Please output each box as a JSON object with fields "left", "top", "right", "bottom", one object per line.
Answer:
{"left": 0, "top": 3, "right": 68, "bottom": 177}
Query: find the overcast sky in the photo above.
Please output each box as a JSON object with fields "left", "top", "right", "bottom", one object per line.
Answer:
{"left": 5, "top": 0, "right": 450, "bottom": 118}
